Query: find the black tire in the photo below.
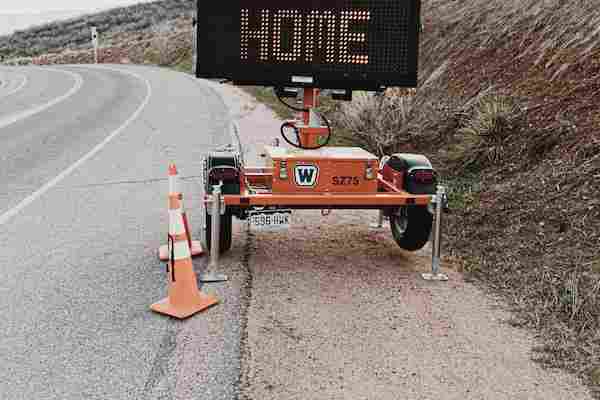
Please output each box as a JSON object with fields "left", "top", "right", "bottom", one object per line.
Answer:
{"left": 205, "top": 210, "right": 233, "bottom": 254}
{"left": 390, "top": 206, "right": 433, "bottom": 251}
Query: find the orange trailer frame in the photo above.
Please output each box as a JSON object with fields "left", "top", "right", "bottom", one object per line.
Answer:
{"left": 223, "top": 170, "right": 432, "bottom": 209}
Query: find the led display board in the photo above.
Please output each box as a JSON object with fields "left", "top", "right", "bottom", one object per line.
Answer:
{"left": 196, "top": 0, "right": 421, "bottom": 90}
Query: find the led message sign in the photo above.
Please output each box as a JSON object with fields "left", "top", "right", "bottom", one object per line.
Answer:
{"left": 196, "top": 1, "right": 421, "bottom": 90}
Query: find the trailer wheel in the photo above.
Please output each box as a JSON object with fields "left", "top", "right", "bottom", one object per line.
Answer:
{"left": 390, "top": 206, "right": 432, "bottom": 251}
{"left": 205, "top": 210, "right": 233, "bottom": 254}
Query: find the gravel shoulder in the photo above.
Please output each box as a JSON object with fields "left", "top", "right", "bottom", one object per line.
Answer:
{"left": 215, "top": 86, "right": 595, "bottom": 400}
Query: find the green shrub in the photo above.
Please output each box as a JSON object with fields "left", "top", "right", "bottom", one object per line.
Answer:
{"left": 456, "top": 93, "right": 526, "bottom": 170}
{"left": 459, "top": 93, "right": 525, "bottom": 141}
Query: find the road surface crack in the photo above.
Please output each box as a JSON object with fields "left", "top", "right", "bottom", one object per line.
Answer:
{"left": 142, "top": 321, "right": 179, "bottom": 399}
{"left": 236, "top": 224, "right": 255, "bottom": 400}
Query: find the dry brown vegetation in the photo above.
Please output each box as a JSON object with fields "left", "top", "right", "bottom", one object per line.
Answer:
{"left": 338, "top": 0, "right": 600, "bottom": 395}
{"left": 0, "top": 0, "right": 194, "bottom": 59}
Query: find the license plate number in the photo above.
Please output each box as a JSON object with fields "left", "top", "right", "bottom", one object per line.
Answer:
{"left": 249, "top": 210, "right": 292, "bottom": 231}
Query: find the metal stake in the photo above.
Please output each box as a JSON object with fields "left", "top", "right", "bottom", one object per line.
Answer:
{"left": 201, "top": 183, "right": 228, "bottom": 283}
{"left": 422, "top": 185, "right": 449, "bottom": 281}
{"left": 369, "top": 210, "right": 386, "bottom": 230}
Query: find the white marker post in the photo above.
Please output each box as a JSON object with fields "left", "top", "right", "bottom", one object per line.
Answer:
{"left": 192, "top": 18, "right": 197, "bottom": 75}
{"left": 91, "top": 27, "right": 99, "bottom": 64}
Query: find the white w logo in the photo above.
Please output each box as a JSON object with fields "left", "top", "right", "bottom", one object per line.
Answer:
{"left": 294, "top": 164, "right": 319, "bottom": 186}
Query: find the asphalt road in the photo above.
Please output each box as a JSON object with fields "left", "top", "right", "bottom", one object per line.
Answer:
{"left": 0, "top": 69, "right": 29, "bottom": 105}
{"left": 0, "top": 65, "right": 244, "bottom": 400}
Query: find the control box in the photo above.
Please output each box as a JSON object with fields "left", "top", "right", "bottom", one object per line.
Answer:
{"left": 264, "top": 146, "right": 379, "bottom": 193}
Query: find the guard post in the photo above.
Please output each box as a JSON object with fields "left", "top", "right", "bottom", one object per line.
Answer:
{"left": 91, "top": 27, "right": 99, "bottom": 64}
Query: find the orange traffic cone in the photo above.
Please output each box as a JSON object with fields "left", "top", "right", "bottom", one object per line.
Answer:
{"left": 151, "top": 195, "right": 218, "bottom": 319}
{"left": 158, "top": 163, "right": 204, "bottom": 261}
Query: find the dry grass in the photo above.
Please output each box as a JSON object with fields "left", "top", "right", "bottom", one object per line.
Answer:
{"left": 150, "top": 20, "right": 177, "bottom": 66}
{"left": 0, "top": 0, "right": 195, "bottom": 59}
{"left": 336, "top": 92, "right": 415, "bottom": 156}
{"left": 420, "top": 0, "right": 600, "bottom": 80}
{"left": 453, "top": 92, "right": 527, "bottom": 170}
{"left": 458, "top": 93, "right": 524, "bottom": 140}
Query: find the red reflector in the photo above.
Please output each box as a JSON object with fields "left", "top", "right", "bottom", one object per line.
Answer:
{"left": 210, "top": 169, "right": 238, "bottom": 181}
{"left": 413, "top": 170, "right": 434, "bottom": 184}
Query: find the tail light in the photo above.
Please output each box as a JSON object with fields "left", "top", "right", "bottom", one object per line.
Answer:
{"left": 209, "top": 166, "right": 239, "bottom": 182}
{"left": 405, "top": 168, "right": 437, "bottom": 194}
{"left": 412, "top": 170, "right": 435, "bottom": 184}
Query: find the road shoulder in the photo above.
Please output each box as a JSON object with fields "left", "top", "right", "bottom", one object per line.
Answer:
{"left": 227, "top": 91, "right": 593, "bottom": 400}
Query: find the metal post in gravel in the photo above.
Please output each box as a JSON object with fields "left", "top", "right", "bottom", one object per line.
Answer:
{"left": 200, "top": 183, "right": 229, "bottom": 283}
{"left": 369, "top": 210, "right": 386, "bottom": 230}
{"left": 422, "top": 185, "right": 449, "bottom": 281}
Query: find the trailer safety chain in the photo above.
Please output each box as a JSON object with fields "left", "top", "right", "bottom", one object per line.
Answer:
{"left": 167, "top": 234, "right": 176, "bottom": 283}
{"left": 165, "top": 234, "right": 171, "bottom": 274}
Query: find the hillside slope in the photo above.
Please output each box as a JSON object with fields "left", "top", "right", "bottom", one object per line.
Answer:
{"left": 0, "top": 0, "right": 194, "bottom": 59}
{"left": 337, "top": 0, "right": 599, "bottom": 395}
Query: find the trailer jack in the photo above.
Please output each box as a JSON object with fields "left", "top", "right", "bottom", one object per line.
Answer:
{"left": 200, "top": 183, "right": 229, "bottom": 283}
{"left": 422, "top": 185, "right": 449, "bottom": 281}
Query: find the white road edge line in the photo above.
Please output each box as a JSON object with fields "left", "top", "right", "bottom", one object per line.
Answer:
{"left": 0, "top": 72, "right": 29, "bottom": 100}
{"left": 0, "top": 68, "right": 82, "bottom": 129}
{"left": 0, "top": 65, "right": 153, "bottom": 226}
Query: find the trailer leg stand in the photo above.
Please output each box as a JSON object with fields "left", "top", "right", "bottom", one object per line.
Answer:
{"left": 422, "top": 185, "right": 449, "bottom": 281}
{"left": 369, "top": 210, "right": 386, "bottom": 230}
{"left": 200, "top": 184, "right": 229, "bottom": 283}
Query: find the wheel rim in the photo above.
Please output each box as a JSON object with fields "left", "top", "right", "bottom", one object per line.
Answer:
{"left": 392, "top": 208, "right": 409, "bottom": 234}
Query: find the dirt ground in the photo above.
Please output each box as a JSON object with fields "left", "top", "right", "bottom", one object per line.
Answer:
{"left": 211, "top": 84, "right": 593, "bottom": 400}
{"left": 240, "top": 211, "right": 591, "bottom": 400}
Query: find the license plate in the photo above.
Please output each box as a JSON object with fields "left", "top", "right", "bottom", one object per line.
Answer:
{"left": 248, "top": 210, "right": 292, "bottom": 231}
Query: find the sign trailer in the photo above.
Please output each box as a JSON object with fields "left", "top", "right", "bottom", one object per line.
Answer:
{"left": 195, "top": 0, "right": 449, "bottom": 281}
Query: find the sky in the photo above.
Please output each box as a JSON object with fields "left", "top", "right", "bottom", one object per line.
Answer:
{"left": 0, "top": 1, "right": 156, "bottom": 14}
